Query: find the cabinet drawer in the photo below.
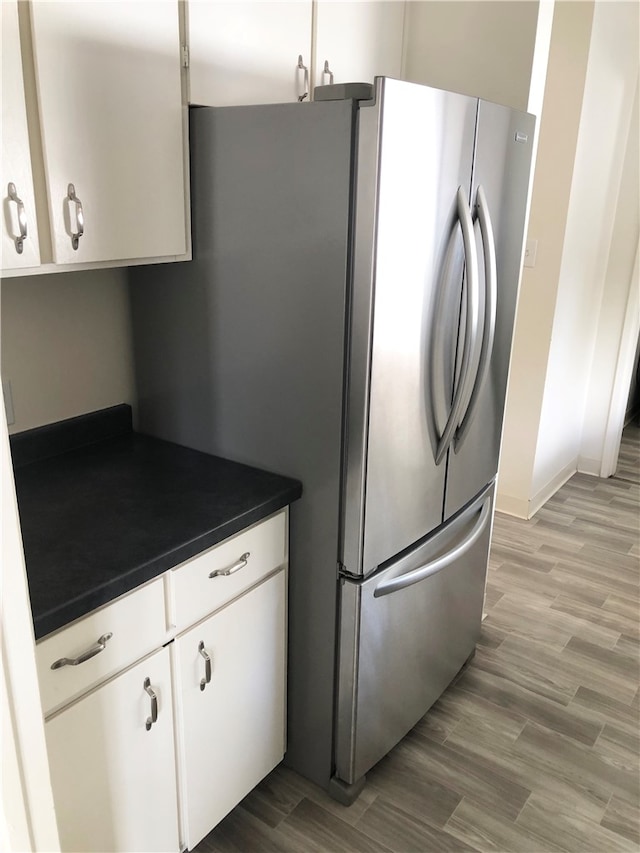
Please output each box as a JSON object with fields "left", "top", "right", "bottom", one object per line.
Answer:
{"left": 36, "top": 577, "right": 166, "bottom": 716}
{"left": 172, "top": 512, "right": 286, "bottom": 630}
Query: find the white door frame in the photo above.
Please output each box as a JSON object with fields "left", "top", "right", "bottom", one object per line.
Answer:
{"left": 600, "top": 237, "right": 640, "bottom": 477}
{"left": 1, "top": 407, "right": 59, "bottom": 851}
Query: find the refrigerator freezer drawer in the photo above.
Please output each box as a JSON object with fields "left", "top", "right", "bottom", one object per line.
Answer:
{"left": 335, "top": 483, "right": 494, "bottom": 785}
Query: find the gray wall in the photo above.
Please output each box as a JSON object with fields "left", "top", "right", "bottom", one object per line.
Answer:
{"left": 1, "top": 268, "right": 136, "bottom": 433}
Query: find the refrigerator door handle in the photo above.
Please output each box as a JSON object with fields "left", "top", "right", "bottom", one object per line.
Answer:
{"left": 454, "top": 185, "right": 498, "bottom": 450}
{"left": 435, "top": 186, "right": 480, "bottom": 464}
{"left": 373, "top": 496, "right": 492, "bottom": 597}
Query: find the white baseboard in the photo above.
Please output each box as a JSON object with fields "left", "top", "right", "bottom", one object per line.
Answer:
{"left": 496, "top": 458, "right": 577, "bottom": 520}
{"left": 494, "top": 491, "right": 530, "bottom": 519}
{"left": 577, "top": 456, "right": 603, "bottom": 477}
{"left": 529, "top": 459, "right": 577, "bottom": 516}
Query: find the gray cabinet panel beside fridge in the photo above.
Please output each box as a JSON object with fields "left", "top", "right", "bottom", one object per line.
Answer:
{"left": 130, "top": 77, "right": 534, "bottom": 800}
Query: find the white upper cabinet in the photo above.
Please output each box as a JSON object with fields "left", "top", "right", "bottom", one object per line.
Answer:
{"left": 186, "top": 1, "right": 406, "bottom": 107}
{"left": 1, "top": 1, "right": 40, "bottom": 270}
{"left": 188, "top": 1, "right": 313, "bottom": 106}
{"left": 313, "top": 1, "right": 406, "bottom": 90}
{"left": 29, "top": 1, "right": 186, "bottom": 265}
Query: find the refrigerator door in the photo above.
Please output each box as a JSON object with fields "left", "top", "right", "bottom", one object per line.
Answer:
{"left": 444, "top": 102, "right": 535, "bottom": 519}
{"left": 342, "top": 77, "right": 478, "bottom": 577}
{"left": 335, "top": 483, "right": 494, "bottom": 785}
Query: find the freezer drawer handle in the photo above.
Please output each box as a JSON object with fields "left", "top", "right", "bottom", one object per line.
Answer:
{"left": 208, "top": 552, "right": 250, "bottom": 578}
{"left": 454, "top": 185, "right": 497, "bottom": 451}
{"left": 50, "top": 632, "right": 113, "bottom": 669}
{"left": 373, "top": 498, "right": 491, "bottom": 597}
{"left": 434, "top": 186, "right": 480, "bottom": 465}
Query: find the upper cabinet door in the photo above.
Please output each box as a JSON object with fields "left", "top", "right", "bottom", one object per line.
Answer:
{"left": 29, "top": 1, "right": 186, "bottom": 265}
{"left": 1, "top": 1, "right": 40, "bottom": 270}
{"left": 313, "top": 1, "right": 406, "bottom": 92}
{"left": 188, "top": 1, "right": 313, "bottom": 106}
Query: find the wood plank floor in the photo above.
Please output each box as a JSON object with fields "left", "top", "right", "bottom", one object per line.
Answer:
{"left": 194, "top": 426, "right": 640, "bottom": 853}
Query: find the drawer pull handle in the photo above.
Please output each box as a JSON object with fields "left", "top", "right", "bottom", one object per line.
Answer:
{"left": 144, "top": 677, "right": 158, "bottom": 730}
{"left": 50, "top": 632, "right": 113, "bottom": 669}
{"left": 198, "top": 641, "right": 211, "bottom": 691}
{"left": 208, "top": 552, "right": 250, "bottom": 579}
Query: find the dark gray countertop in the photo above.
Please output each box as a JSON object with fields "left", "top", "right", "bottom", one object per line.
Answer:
{"left": 11, "top": 406, "right": 302, "bottom": 640}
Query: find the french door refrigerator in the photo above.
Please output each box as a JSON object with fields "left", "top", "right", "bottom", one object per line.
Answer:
{"left": 130, "top": 77, "right": 535, "bottom": 801}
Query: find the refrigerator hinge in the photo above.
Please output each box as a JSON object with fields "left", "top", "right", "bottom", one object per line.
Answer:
{"left": 338, "top": 562, "right": 361, "bottom": 581}
{"left": 181, "top": 44, "right": 190, "bottom": 69}
{"left": 314, "top": 82, "right": 374, "bottom": 103}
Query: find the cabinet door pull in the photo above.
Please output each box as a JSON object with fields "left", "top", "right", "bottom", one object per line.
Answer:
{"left": 7, "top": 182, "right": 27, "bottom": 254}
{"left": 208, "top": 552, "right": 250, "bottom": 579}
{"left": 50, "top": 632, "right": 113, "bottom": 669}
{"left": 198, "top": 641, "right": 211, "bottom": 691}
{"left": 297, "top": 55, "right": 309, "bottom": 101}
{"left": 322, "top": 60, "right": 334, "bottom": 85}
{"left": 66, "top": 183, "right": 84, "bottom": 250}
{"left": 144, "top": 677, "right": 158, "bottom": 730}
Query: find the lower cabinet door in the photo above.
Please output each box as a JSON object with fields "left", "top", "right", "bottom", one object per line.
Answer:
{"left": 45, "top": 647, "right": 179, "bottom": 853}
{"left": 176, "top": 569, "right": 286, "bottom": 849}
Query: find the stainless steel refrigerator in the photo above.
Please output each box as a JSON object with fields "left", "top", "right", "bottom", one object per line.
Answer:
{"left": 130, "top": 77, "right": 535, "bottom": 802}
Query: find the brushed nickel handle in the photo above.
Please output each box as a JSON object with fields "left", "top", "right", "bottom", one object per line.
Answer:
{"left": 297, "top": 55, "right": 309, "bottom": 101}
{"left": 7, "top": 182, "right": 27, "bottom": 254}
{"left": 322, "top": 60, "right": 334, "bottom": 85}
{"left": 435, "top": 186, "right": 480, "bottom": 464}
{"left": 144, "top": 677, "right": 158, "bottom": 730}
{"left": 50, "top": 632, "right": 113, "bottom": 669}
{"left": 454, "top": 185, "right": 497, "bottom": 451}
{"left": 198, "top": 641, "right": 211, "bottom": 691}
{"left": 67, "top": 183, "right": 84, "bottom": 250}
{"left": 374, "top": 497, "right": 492, "bottom": 597}
{"left": 208, "top": 552, "right": 250, "bottom": 579}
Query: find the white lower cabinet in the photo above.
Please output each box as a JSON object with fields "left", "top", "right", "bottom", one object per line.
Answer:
{"left": 40, "top": 511, "right": 289, "bottom": 851}
{"left": 45, "top": 646, "right": 180, "bottom": 853}
{"left": 176, "top": 569, "right": 287, "bottom": 850}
